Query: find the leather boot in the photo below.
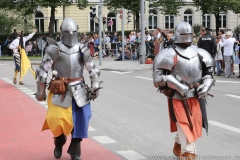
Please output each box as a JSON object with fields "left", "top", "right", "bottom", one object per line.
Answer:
{"left": 173, "top": 142, "right": 181, "bottom": 157}
{"left": 67, "top": 142, "right": 81, "bottom": 160}
{"left": 54, "top": 134, "right": 67, "bottom": 159}
{"left": 180, "top": 152, "right": 197, "bottom": 160}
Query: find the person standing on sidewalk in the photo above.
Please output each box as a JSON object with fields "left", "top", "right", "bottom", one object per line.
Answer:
{"left": 220, "top": 31, "right": 235, "bottom": 78}
{"left": 153, "top": 21, "right": 215, "bottom": 159}
{"left": 214, "top": 36, "right": 223, "bottom": 76}
{"left": 197, "top": 28, "right": 217, "bottom": 58}
{"left": 35, "top": 18, "right": 102, "bottom": 160}
{"left": 9, "top": 29, "right": 37, "bottom": 85}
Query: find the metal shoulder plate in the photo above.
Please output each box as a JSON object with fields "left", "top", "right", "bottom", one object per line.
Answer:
{"left": 197, "top": 48, "right": 214, "bottom": 67}
{"left": 47, "top": 37, "right": 58, "bottom": 46}
{"left": 153, "top": 48, "right": 176, "bottom": 70}
{"left": 45, "top": 38, "right": 60, "bottom": 61}
{"left": 79, "top": 42, "right": 91, "bottom": 63}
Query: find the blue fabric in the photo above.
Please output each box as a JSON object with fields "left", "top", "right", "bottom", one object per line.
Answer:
{"left": 215, "top": 61, "right": 221, "bottom": 74}
{"left": 14, "top": 55, "right": 21, "bottom": 71}
{"left": 3, "top": 39, "right": 8, "bottom": 46}
{"left": 71, "top": 99, "right": 92, "bottom": 138}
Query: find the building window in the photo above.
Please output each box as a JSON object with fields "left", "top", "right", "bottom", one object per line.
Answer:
{"left": 107, "top": 12, "right": 116, "bottom": 32}
{"left": 184, "top": 9, "right": 192, "bottom": 26}
{"left": 219, "top": 14, "right": 227, "bottom": 29}
{"left": 165, "top": 16, "right": 174, "bottom": 29}
{"left": 54, "top": 20, "right": 58, "bottom": 32}
{"left": 148, "top": 15, "right": 157, "bottom": 29}
{"left": 202, "top": 14, "right": 211, "bottom": 28}
{"left": 90, "top": 19, "right": 99, "bottom": 32}
{"left": 35, "top": 12, "right": 44, "bottom": 33}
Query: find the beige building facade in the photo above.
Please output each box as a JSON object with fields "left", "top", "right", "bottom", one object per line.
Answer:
{"left": 34, "top": 0, "right": 134, "bottom": 33}
{"left": 34, "top": 0, "right": 240, "bottom": 33}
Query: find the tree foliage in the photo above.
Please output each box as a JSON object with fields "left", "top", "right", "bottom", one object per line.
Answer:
{"left": 193, "top": 0, "right": 240, "bottom": 34}
{"left": 154, "top": 0, "right": 185, "bottom": 16}
{"left": 0, "top": 9, "right": 36, "bottom": 36}
{"left": 0, "top": 0, "right": 89, "bottom": 37}
{"left": 0, "top": 0, "right": 38, "bottom": 16}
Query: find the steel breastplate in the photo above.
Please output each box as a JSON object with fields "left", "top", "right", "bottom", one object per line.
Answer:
{"left": 53, "top": 43, "right": 84, "bottom": 78}
{"left": 172, "top": 48, "right": 202, "bottom": 85}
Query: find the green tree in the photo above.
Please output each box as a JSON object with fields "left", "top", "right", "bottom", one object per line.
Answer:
{"left": 193, "top": 0, "right": 240, "bottom": 35}
{"left": 154, "top": 0, "right": 185, "bottom": 16}
{"left": 0, "top": 0, "right": 89, "bottom": 37}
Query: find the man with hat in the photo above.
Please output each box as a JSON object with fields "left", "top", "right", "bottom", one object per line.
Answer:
{"left": 220, "top": 31, "right": 236, "bottom": 78}
{"left": 197, "top": 27, "right": 217, "bottom": 58}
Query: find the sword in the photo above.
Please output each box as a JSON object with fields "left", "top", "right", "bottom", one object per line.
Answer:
{"left": 182, "top": 97, "right": 194, "bottom": 131}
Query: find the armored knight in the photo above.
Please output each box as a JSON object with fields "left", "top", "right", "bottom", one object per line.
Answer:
{"left": 35, "top": 18, "right": 102, "bottom": 160}
{"left": 153, "top": 21, "right": 215, "bottom": 158}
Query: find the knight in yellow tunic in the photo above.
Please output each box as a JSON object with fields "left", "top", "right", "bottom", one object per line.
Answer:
{"left": 35, "top": 18, "right": 102, "bottom": 160}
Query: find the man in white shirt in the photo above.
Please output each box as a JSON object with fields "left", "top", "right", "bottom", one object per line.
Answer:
{"left": 9, "top": 29, "right": 37, "bottom": 85}
{"left": 145, "top": 31, "right": 152, "bottom": 56}
{"left": 220, "top": 31, "right": 235, "bottom": 78}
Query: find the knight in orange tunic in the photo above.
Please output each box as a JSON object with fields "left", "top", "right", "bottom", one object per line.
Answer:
{"left": 153, "top": 21, "right": 215, "bottom": 159}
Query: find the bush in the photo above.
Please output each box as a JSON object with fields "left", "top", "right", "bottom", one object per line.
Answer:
{"left": 192, "top": 24, "right": 202, "bottom": 34}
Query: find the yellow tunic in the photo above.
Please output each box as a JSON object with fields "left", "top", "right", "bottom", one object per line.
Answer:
{"left": 42, "top": 92, "right": 73, "bottom": 137}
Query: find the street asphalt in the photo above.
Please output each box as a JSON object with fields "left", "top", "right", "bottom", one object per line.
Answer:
{"left": 0, "top": 56, "right": 240, "bottom": 159}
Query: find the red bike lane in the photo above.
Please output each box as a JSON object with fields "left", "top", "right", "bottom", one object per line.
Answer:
{"left": 0, "top": 79, "right": 122, "bottom": 160}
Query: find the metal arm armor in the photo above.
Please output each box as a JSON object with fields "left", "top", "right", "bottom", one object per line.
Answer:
{"left": 81, "top": 42, "right": 102, "bottom": 100}
{"left": 197, "top": 75, "right": 215, "bottom": 98}
{"left": 153, "top": 48, "right": 188, "bottom": 96}
{"left": 35, "top": 41, "right": 58, "bottom": 101}
{"left": 153, "top": 68, "right": 189, "bottom": 96}
{"left": 197, "top": 48, "right": 214, "bottom": 68}
{"left": 82, "top": 43, "right": 101, "bottom": 78}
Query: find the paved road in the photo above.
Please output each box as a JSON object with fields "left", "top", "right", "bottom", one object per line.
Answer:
{"left": 0, "top": 60, "right": 240, "bottom": 159}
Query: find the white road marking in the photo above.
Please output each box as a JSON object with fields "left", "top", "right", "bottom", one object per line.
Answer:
{"left": 24, "top": 91, "right": 35, "bottom": 95}
{"left": 39, "top": 101, "right": 47, "bottom": 105}
{"left": 43, "top": 105, "right": 48, "bottom": 109}
{"left": 92, "top": 136, "right": 117, "bottom": 144}
{"left": 111, "top": 71, "right": 131, "bottom": 74}
{"left": 225, "top": 94, "right": 240, "bottom": 99}
{"left": 208, "top": 120, "right": 240, "bottom": 134}
{"left": 29, "top": 95, "right": 35, "bottom": 98}
{"left": 88, "top": 126, "right": 96, "bottom": 131}
{"left": 21, "top": 89, "right": 32, "bottom": 92}
{"left": 216, "top": 80, "right": 240, "bottom": 84}
{"left": 135, "top": 76, "right": 152, "bottom": 81}
{"left": 134, "top": 76, "right": 240, "bottom": 84}
{"left": 116, "top": 150, "right": 147, "bottom": 160}
{"left": 17, "top": 87, "right": 29, "bottom": 90}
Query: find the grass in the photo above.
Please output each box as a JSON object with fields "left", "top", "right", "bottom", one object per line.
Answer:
{"left": 0, "top": 55, "right": 42, "bottom": 61}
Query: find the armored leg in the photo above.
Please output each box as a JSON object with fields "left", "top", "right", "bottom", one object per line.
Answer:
{"left": 54, "top": 134, "right": 67, "bottom": 159}
{"left": 67, "top": 138, "right": 82, "bottom": 160}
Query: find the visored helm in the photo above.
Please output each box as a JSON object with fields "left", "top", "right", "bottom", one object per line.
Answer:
{"left": 60, "top": 18, "right": 79, "bottom": 47}
{"left": 174, "top": 21, "right": 193, "bottom": 44}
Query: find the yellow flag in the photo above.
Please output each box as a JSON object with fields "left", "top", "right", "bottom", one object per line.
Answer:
{"left": 20, "top": 47, "right": 37, "bottom": 80}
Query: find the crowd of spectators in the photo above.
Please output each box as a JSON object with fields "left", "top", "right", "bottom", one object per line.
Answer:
{"left": 1, "top": 27, "right": 240, "bottom": 78}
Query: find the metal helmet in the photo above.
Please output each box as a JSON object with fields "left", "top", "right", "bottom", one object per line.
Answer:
{"left": 60, "top": 18, "right": 79, "bottom": 46}
{"left": 174, "top": 21, "right": 193, "bottom": 43}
